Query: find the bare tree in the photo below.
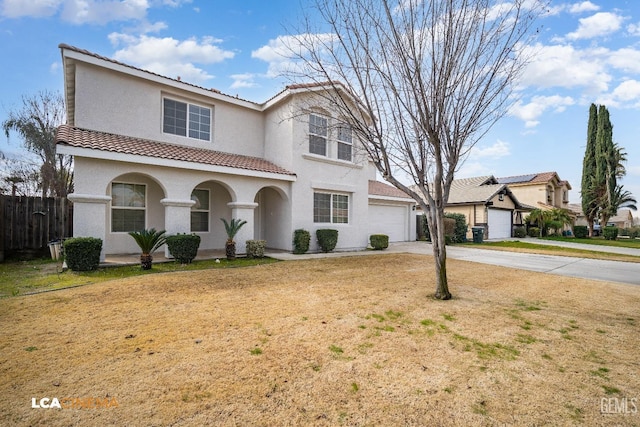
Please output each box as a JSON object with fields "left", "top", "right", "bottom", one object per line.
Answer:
{"left": 288, "top": 0, "right": 546, "bottom": 299}
{"left": 2, "top": 90, "right": 73, "bottom": 198}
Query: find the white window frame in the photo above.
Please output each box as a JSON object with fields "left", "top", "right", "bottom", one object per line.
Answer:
{"left": 190, "top": 188, "right": 210, "bottom": 232}
{"left": 111, "top": 182, "right": 146, "bottom": 233}
{"left": 313, "top": 191, "right": 349, "bottom": 224}
{"left": 162, "top": 97, "right": 212, "bottom": 142}
{"left": 309, "top": 113, "right": 328, "bottom": 156}
{"left": 336, "top": 122, "right": 352, "bottom": 162}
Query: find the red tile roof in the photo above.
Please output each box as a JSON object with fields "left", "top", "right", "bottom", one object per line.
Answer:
{"left": 56, "top": 125, "right": 296, "bottom": 177}
{"left": 368, "top": 180, "right": 413, "bottom": 199}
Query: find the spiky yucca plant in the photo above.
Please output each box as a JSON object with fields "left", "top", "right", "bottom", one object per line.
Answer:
{"left": 128, "top": 228, "right": 167, "bottom": 270}
{"left": 221, "top": 218, "right": 247, "bottom": 260}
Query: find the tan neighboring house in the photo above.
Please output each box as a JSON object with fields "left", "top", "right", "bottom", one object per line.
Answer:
{"left": 414, "top": 176, "right": 528, "bottom": 240}
{"left": 606, "top": 209, "right": 635, "bottom": 228}
{"left": 496, "top": 171, "right": 572, "bottom": 211}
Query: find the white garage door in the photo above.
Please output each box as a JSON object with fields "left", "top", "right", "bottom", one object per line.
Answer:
{"left": 487, "top": 209, "right": 512, "bottom": 240}
{"left": 369, "top": 204, "right": 408, "bottom": 242}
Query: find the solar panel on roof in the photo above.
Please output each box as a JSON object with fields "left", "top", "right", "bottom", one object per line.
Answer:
{"left": 497, "top": 174, "right": 536, "bottom": 184}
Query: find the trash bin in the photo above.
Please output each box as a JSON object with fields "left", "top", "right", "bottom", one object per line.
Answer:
{"left": 472, "top": 227, "right": 484, "bottom": 244}
{"left": 48, "top": 240, "right": 62, "bottom": 260}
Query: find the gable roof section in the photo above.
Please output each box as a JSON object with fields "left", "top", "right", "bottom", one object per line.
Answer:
{"left": 368, "top": 180, "right": 413, "bottom": 200}
{"left": 497, "top": 171, "right": 572, "bottom": 189}
{"left": 56, "top": 125, "right": 296, "bottom": 178}
{"left": 448, "top": 176, "right": 504, "bottom": 204}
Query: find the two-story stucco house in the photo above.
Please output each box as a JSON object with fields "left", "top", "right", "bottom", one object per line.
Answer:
{"left": 55, "top": 44, "right": 415, "bottom": 260}
{"left": 496, "top": 172, "right": 572, "bottom": 211}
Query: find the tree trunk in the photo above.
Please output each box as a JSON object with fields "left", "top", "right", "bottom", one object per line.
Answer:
{"left": 140, "top": 253, "right": 153, "bottom": 270}
{"left": 225, "top": 240, "right": 236, "bottom": 260}
{"left": 427, "top": 208, "right": 451, "bottom": 300}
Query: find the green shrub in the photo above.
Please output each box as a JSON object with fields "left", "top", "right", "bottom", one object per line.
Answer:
{"left": 166, "top": 234, "right": 201, "bottom": 264}
{"left": 528, "top": 227, "right": 540, "bottom": 238}
{"left": 513, "top": 226, "right": 526, "bottom": 238}
{"left": 246, "top": 240, "right": 266, "bottom": 258}
{"left": 293, "top": 229, "right": 311, "bottom": 254}
{"left": 573, "top": 225, "right": 588, "bottom": 239}
{"left": 443, "top": 217, "right": 456, "bottom": 240}
{"left": 316, "top": 229, "right": 338, "bottom": 253}
{"left": 420, "top": 214, "right": 430, "bottom": 241}
{"left": 369, "top": 234, "right": 389, "bottom": 250}
{"left": 63, "top": 237, "right": 102, "bottom": 271}
{"left": 444, "top": 213, "right": 467, "bottom": 243}
{"left": 603, "top": 226, "right": 618, "bottom": 241}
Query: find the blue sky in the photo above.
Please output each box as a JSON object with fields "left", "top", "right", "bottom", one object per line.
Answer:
{"left": 0, "top": 0, "right": 639, "bottom": 212}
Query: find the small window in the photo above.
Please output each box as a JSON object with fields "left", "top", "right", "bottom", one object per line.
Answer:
{"left": 309, "top": 114, "right": 327, "bottom": 156}
{"left": 163, "top": 98, "right": 211, "bottom": 141}
{"left": 337, "top": 123, "right": 352, "bottom": 161}
{"left": 191, "top": 189, "right": 210, "bottom": 232}
{"left": 111, "top": 183, "right": 146, "bottom": 232}
{"left": 314, "top": 192, "right": 349, "bottom": 224}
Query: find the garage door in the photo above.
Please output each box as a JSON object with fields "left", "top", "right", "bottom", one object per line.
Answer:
{"left": 487, "top": 209, "right": 512, "bottom": 240}
{"left": 368, "top": 204, "right": 409, "bottom": 242}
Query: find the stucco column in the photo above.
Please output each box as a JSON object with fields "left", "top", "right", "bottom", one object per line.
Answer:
{"left": 161, "top": 198, "right": 196, "bottom": 257}
{"left": 227, "top": 202, "right": 258, "bottom": 255}
{"left": 67, "top": 193, "right": 112, "bottom": 261}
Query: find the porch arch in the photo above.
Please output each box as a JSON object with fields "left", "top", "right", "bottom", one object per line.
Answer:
{"left": 254, "top": 185, "right": 291, "bottom": 250}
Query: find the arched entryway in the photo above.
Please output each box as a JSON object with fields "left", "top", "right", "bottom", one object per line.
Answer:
{"left": 254, "top": 186, "right": 290, "bottom": 250}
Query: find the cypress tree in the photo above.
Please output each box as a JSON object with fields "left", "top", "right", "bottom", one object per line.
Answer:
{"left": 594, "top": 105, "right": 616, "bottom": 225}
{"left": 581, "top": 104, "right": 598, "bottom": 236}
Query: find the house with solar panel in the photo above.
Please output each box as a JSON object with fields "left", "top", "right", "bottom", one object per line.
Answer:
{"left": 55, "top": 44, "right": 416, "bottom": 259}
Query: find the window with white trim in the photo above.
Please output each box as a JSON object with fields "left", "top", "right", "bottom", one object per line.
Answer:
{"left": 309, "top": 114, "right": 327, "bottom": 156}
{"left": 163, "top": 98, "right": 211, "bottom": 141}
{"left": 111, "top": 183, "right": 146, "bottom": 232}
{"left": 314, "top": 192, "right": 349, "bottom": 224}
{"left": 191, "top": 189, "right": 210, "bottom": 232}
{"left": 337, "top": 122, "right": 352, "bottom": 161}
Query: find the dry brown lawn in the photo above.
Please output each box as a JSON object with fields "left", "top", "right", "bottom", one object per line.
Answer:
{"left": 1, "top": 254, "right": 639, "bottom": 426}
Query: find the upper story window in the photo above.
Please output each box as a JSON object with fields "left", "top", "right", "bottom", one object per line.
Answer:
{"left": 309, "top": 114, "right": 328, "bottom": 156}
{"left": 337, "top": 123, "right": 352, "bottom": 161}
{"left": 111, "top": 182, "right": 146, "bottom": 232}
{"left": 163, "top": 98, "right": 211, "bottom": 141}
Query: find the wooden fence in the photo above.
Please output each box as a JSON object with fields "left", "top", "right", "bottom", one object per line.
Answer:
{"left": 0, "top": 196, "right": 73, "bottom": 260}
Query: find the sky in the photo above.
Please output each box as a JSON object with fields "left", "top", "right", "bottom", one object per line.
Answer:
{"left": 0, "top": 0, "right": 639, "bottom": 212}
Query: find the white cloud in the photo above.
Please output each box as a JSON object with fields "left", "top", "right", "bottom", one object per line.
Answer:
{"left": 230, "top": 73, "right": 258, "bottom": 89}
{"left": 608, "top": 47, "right": 640, "bottom": 73}
{"left": 456, "top": 161, "right": 494, "bottom": 179}
{"left": 596, "top": 79, "right": 640, "bottom": 108}
{"left": 518, "top": 44, "right": 611, "bottom": 93}
{"left": 566, "top": 12, "right": 624, "bottom": 40}
{"left": 252, "top": 33, "right": 336, "bottom": 78}
{"left": 49, "top": 61, "right": 61, "bottom": 73}
{"left": 1, "top": 0, "right": 62, "bottom": 18}
{"left": 509, "top": 95, "right": 574, "bottom": 127}
{"left": 108, "top": 34, "right": 235, "bottom": 83}
{"left": 568, "top": 1, "right": 599, "bottom": 14}
{"left": 0, "top": 0, "right": 191, "bottom": 25}
{"left": 471, "top": 140, "right": 511, "bottom": 159}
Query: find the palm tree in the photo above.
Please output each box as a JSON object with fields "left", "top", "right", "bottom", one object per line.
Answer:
{"left": 526, "top": 209, "right": 550, "bottom": 238}
{"left": 548, "top": 208, "right": 573, "bottom": 236}
{"left": 221, "top": 218, "right": 247, "bottom": 260}
{"left": 128, "top": 228, "right": 167, "bottom": 270}
{"left": 600, "top": 185, "right": 637, "bottom": 226}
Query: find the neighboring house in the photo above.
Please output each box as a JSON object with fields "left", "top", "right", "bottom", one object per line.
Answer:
{"left": 606, "top": 209, "right": 635, "bottom": 229}
{"left": 496, "top": 172, "right": 572, "bottom": 211}
{"left": 413, "top": 176, "right": 527, "bottom": 240}
{"left": 55, "top": 44, "right": 415, "bottom": 259}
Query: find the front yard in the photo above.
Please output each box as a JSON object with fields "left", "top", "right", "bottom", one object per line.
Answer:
{"left": 1, "top": 254, "right": 638, "bottom": 425}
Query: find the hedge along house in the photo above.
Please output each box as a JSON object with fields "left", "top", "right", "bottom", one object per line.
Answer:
{"left": 55, "top": 44, "right": 415, "bottom": 260}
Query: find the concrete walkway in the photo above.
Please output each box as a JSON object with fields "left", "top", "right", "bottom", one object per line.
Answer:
{"left": 267, "top": 240, "right": 640, "bottom": 286}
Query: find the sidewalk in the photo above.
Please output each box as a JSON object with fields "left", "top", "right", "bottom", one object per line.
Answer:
{"left": 495, "top": 237, "right": 640, "bottom": 257}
